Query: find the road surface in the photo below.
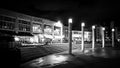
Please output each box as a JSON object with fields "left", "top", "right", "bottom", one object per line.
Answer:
{"left": 21, "top": 47, "right": 120, "bottom": 68}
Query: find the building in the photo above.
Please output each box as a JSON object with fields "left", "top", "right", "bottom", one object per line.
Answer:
{"left": 72, "top": 30, "right": 92, "bottom": 44}
{"left": 0, "top": 8, "right": 93, "bottom": 45}
{"left": 95, "top": 26, "right": 103, "bottom": 43}
{"left": 95, "top": 25, "right": 112, "bottom": 43}
{"left": 63, "top": 26, "right": 69, "bottom": 43}
{"left": 0, "top": 9, "right": 64, "bottom": 45}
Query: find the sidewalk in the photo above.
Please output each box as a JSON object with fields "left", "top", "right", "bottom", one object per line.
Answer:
{"left": 20, "top": 47, "right": 120, "bottom": 68}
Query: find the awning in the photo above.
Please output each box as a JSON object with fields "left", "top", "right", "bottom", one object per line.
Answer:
{"left": 54, "top": 35, "right": 64, "bottom": 38}
{"left": 44, "top": 34, "right": 53, "bottom": 39}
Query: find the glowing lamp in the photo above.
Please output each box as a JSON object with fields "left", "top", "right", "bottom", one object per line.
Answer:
{"left": 92, "top": 25, "right": 95, "bottom": 29}
{"left": 102, "top": 27, "right": 105, "bottom": 30}
{"left": 68, "top": 18, "right": 72, "bottom": 23}
{"left": 81, "top": 22, "right": 85, "bottom": 27}
{"left": 112, "top": 28, "right": 115, "bottom": 32}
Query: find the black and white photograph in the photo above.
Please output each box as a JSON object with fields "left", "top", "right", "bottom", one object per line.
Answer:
{"left": 0, "top": 0, "right": 120, "bottom": 68}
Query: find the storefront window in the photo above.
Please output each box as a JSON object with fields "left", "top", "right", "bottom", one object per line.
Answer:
{"left": 44, "top": 25, "right": 52, "bottom": 35}
{"left": 18, "top": 19, "right": 30, "bottom": 25}
{"left": 0, "top": 15, "right": 16, "bottom": 22}
{"left": 33, "top": 24, "right": 42, "bottom": 33}
{"left": 0, "top": 15, "right": 15, "bottom": 30}
{"left": 74, "top": 32, "right": 78, "bottom": 34}
{"left": 54, "top": 26, "right": 61, "bottom": 36}
{"left": 14, "top": 36, "right": 32, "bottom": 44}
{"left": 0, "top": 21, "right": 15, "bottom": 30}
{"left": 18, "top": 24, "right": 30, "bottom": 31}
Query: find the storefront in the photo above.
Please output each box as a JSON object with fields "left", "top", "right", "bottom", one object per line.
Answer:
{"left": 72, "top": 31, "right": 92, "bottom": 44}
{"left": 53, "top": 26, "right": 62, "bottom": 43}
{"left": 14, "top": 36, "right": 33, "bottom": 45}
{"left": 63, "top": 26, "right": 69, "bottom": 43}
{"left": 32, "top": 22, "right": 44, "bottom": 44}
{"left": 43, "top": 24, "right": 53, "bottom": 43}
{"left": 53, "top": 21, "right": 64, "bottom": 43}
{"left": 44, "top": 24, "right": 53, "bottom": 35}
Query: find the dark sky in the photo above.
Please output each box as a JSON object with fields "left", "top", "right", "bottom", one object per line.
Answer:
{"left": 0, "top": 0, "right": 120, "bottom": 30}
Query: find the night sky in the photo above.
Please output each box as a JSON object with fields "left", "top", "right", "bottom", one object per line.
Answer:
{"left": 0, "top": 0, "right": 120, "bottom": 30}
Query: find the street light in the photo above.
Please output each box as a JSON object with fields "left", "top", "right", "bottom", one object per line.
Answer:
{"left": 81, "top": 22, "right": 85, "bottom": 52}
{"left": 68, "top": 18, "right": 72, "bottom": 54}
{"left": 92, "top": 25, "right": 95, "bottom": 50}
{"left": 112, "top": 28, "right": 115, "bottom": 47}
{"left": 69, "top": 18, "right": 72, "bottom": 23}
{"left": 102, "top": 27, "right": 105, "bottom": 48}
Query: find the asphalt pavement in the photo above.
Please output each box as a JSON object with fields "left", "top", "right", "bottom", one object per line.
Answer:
{"left": 20, "top": 47, "right": 120, "bottom": 68}
{"left": 20, "top": 43, "right": 103, "bottom": 63}
{"left": 20, "top": 43, "right": 112, "bottom": 63}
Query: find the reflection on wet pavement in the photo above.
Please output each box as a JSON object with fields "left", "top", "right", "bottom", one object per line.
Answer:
{"left": 21, "top": 48, "right": 120, "bottom": 68}
{"left": 32, "top": 54, "right": 69, "bottom": 66}
{"left": 91, "top": 48, "right": 120, "bottom": 58}
{"left": 21, "top": 54, "right": 74, "bottom": 68}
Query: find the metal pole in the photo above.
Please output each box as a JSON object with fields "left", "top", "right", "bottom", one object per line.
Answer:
{"left": 112, "top": 29, "right": 115, "bottom": 47}
{"left": 92, "top": 26, "right": 95, "bottom": 50}
{"left": 81, "top": 23, "right": 85, "bottom": 52}
{"left": 68, "top": 18, "right": 72, "bottom": 54}
{"left": 52, "top": 25, "right": 54, "bottom": 44}
{"left": 102, "top": 27, "right": 105, "bottom": 48}
{"left": 61, "top": 24, "right": 63, "bottom": 43}
{"left": 112, "top": 31, "right": 114, "bottom": 47}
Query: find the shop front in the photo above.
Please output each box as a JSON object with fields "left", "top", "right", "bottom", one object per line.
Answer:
{"left": 53, "top": 25, "right": 64, "bottom": 43}
{"left": 43, "top": 24, "right": 53, "bottom": 44}
{"left": 72, "top": 31, "right": 92, "bottom": 44}
{"left": 31, "top": 23, "right": 45, "bottom": 45}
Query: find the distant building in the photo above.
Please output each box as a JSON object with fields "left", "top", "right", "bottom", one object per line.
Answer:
{"left": 72, "top": 30, "right": 92, "bottom": 44}
{"left": 62, "top": 26, "right": 68, "bottom": 43}
{"left": 117, "top": 31, "right": 120, "bottom": 41}
{"left": 95, "top": 26, "right": 102, "bottom": 42}
{"left": 116, "top": 28, "right": 120, "bottom": 42}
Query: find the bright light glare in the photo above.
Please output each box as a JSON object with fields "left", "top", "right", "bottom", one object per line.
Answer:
{"left": 14, "top": 37, "right": 19, "bottom": 41}
{"left": 92, "top": 25, "right": 95, "bottom": 29}
{"left": 38, "top": 58, "right": 44, "bottom": 63}
{"left": 50, "top": 55, "right": 68, "bottom": 63}
{"left": 31, "top": 58, "right": 44, "bottom": 67}
{"left": 29, "top": 36, "right": 38, "bottom": 43}
{"left": 118, "top": 39, "right": 120, "bottom": 42}
{"left": 81, "top": 22, "right": 85, "bottom": 27}
{"left": 112, "top": 28, "right": 115, "bottom": 32}
{"left": 102, "top": 27, "right": 105, "bottom": 30}
{"left": 54, "top": 35, "right": 64, "bottom": 38}
{"left": 84, "top": 34, "right": 88, "bottom": 39}
{"left": 30, "top": 38, "right": 34, "bottom": 43}
{"left": 68, "top": 18, "right": 72, "bottom": 23}
{"left": 54, "top": 21, "right": 62, "bottom": 27}
{"left": 84, "top": 49, "right": 90, "bottom": 53}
